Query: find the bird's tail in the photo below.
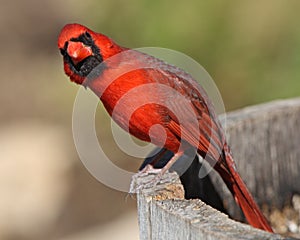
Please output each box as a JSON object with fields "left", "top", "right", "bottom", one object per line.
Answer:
{"left": 213, "top": 144, "right": 273, "bottom": 232}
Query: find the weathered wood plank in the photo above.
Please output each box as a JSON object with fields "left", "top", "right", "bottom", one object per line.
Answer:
{"left": 134, "top": 98, "right": 300, "bottom": 239}
{"left": 135, "top": 172, "right": 284, "bottom": 239}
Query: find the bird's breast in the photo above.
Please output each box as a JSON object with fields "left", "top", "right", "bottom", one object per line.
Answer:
{"left": 88, "top": 68, "right": 180, "bottom": 150}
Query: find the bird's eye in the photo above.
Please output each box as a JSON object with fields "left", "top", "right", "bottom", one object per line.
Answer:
{"left": 64, "top": 41, "right": 69, "bottom": 49}
{"left": 59, "top": 41, "right": 69, "bottom": 55}
{"left": 85, "top": 32, "right": 92, "bottom": 40}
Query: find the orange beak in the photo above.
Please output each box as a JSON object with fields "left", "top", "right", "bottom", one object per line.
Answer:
{"left": 67, "top": 41, "right": 93, "bottom": 64}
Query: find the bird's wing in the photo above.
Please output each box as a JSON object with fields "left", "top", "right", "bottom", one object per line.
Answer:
{"left": 144, "top": 67, "right": 226, "bottom": 161}
{"left": 142, "top": 65, "right": 273, "bottom": 233}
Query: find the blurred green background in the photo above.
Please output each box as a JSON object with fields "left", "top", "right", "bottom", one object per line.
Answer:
{"left": 1, "top": 0, "right": 299, "bottom": 239}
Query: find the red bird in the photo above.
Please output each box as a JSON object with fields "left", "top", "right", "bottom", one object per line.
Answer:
{"left": 58, "top": 23, "right": 273, "bottom": 232}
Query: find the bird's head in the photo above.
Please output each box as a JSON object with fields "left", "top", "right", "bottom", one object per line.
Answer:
{"left": 58, "top": 23, "right": 123, "bottom": 85}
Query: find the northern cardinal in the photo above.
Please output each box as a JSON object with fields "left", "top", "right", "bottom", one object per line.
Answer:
{"left": 58, "top": 23, "right": 273, "bottom": 232}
